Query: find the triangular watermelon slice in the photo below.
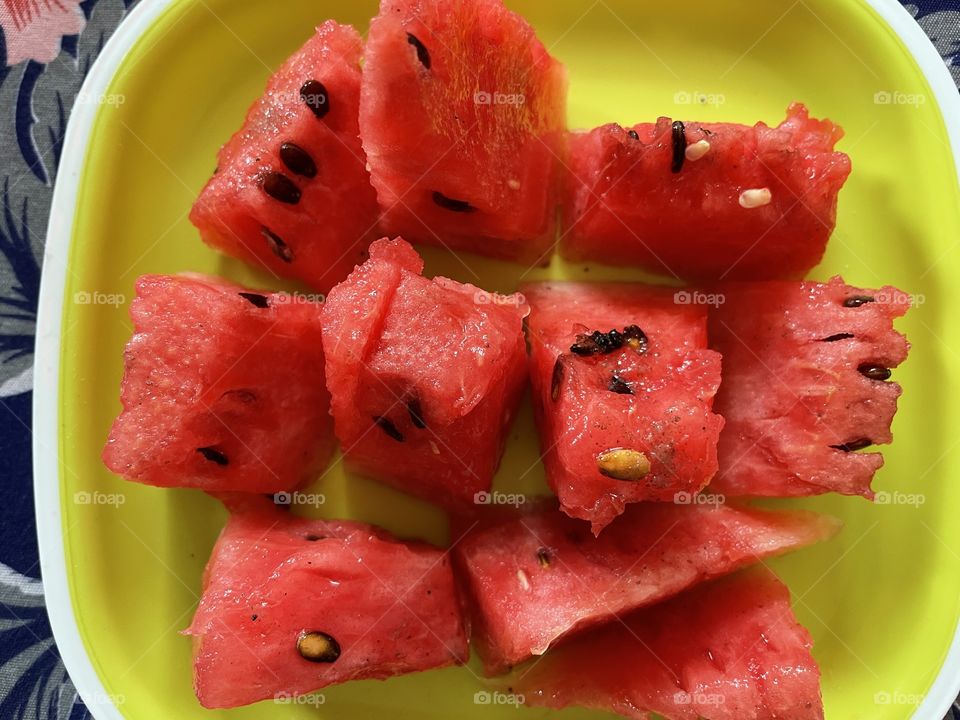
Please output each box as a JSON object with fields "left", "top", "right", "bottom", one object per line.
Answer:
{"left": 190, "top": 21, "right": 378, "bottom": 292}
{"left": 511, "top": 567, "right": 824, "bottom": 720}
{"left": 709, "top": 277, "right": 911, "bottom": 497}
{"left": 102, "top": 274, "right": 334, "bottom": 493}
{"left": 360, "top": 0, "right": 567, "bottom": 264}
{"left": 186, "top": 499, "right": 468, "bottom": 708}
{"left": 455, "top": 501, "right": 840, "bottom": 674}
{"left": 522, "top": 281, "right": 725, "bottom": 533}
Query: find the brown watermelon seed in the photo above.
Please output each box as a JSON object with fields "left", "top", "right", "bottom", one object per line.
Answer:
{"left": 843, "top": 295, "right": 875, "bottom": 308}
{"left": 222, "top": 389, "right": 257, "bottom": 404}
{"left": 596, "top": 448, "right": 651, "bottom": 481}
{"left": 406, "top": 32, "right": 431, "bottom": 69}
{"left": 608, "top": 375, "right": 633, "bottom": 395}
{"left": 820, "top": 333, "right": 854, "bottom": 342}
{"left": 197, "top": 447, "right": 228, "bottom": 466}
{"left": 627, "top": 128, "right": 639, "bottom": 140}
{"left": 830, "top": 438, "right": 873, "bottom": 452}
{"left": 279, "top": 142, "right": 317, "bottom": 178}
{"left": 261, "top": 172, "right": 301, "bottom": 204}
{"left": 304, "top": 533, "right": 326, "bottom": 542}
{"left": 432, "top": 191, "right": 475, "bottom": 213}
{"left": 238, "top": 292, "right": 269, "bottom": 308}
{"left": 300, "top": 79, "right": 330, "bottom": 119}
{"left": 297, "top": 631, "right": 341, "bottom": 663}
{"left": 859, "top": 364, "right": 892, "bottom": 381}
{"left": 374, "top": 416, "right": 404, "bottom": 442}
{"left": 671, "top": 120, "right": 686, "bottom": 173}
{"left": 406, "top": 397, "right": 427, "bottom": 429}
{"left": 551, "top": 356, "right": 565, "bottom": 401}
{"left": 623, "top": 325, "right": 648, "bottom": 353}
{"left": 261, "top": 227, "right": 294, "bottom": 263}
{"left": 536, "top": 547, "right": 552, "bottom": 568}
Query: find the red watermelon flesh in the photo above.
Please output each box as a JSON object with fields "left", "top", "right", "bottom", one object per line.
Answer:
{"left": 513, "top": 567, "right": 824, "bottom": 720}
{"left": 321, "top": 238, "right": 528, "bottom": 509}
{"left": 102, "top": 274, "right": 334, "bottom": 493}
{"left": 709, "top": 277, "right": 911, "bottom": 498}
{"left": 360, "top": 0, "right": 567, "bottom": 265}
{"left": 187, "top": 500, "right": 468, "bottom": 708}
{"left": 561, "top": 103, "right": 851, "bottom": 281}
{"left": 455, "top": 501, "right": 839, "bottom": 674}
{"left": 523, "top": 281, "right": 724, "bottom": 533}
{"left": 190, "top": 21, "right": 378, "bottom": 292}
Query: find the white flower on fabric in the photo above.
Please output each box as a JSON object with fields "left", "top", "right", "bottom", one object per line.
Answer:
{"left": 0, "top": 0, "right": 86, "bottom": 67}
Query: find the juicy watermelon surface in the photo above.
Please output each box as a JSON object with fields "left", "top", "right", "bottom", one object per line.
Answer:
{"left": 187, "top": 499, "right": 468, "bottom": 708}
{"left": 321, "top": 238, "right": 528, "bottom": 509}
{"left": 513, "top": 568, "right": 824, "bottom": 720}
{"left": 562, "top": 103, "right": 851, "bottom": 281}
{"left": 456, "top": 501, "right": 840, "bottom": 674}
{"left": 523, "top": 281, "right": 724, "bottom": 533}
{"left": 709, "top": 277, "right": 911, "bottom": 498}
{"left": 360, "top": 0, "right": 567, "bottom": 264}
{"left": 190, "top": 21, "right": 378, "bottom": 292}
{"left": 102, "top": 274, "right": 334, "bottom": 493}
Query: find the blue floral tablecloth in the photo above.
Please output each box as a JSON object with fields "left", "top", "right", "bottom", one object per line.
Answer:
{"left": 0, "top": 1, "right": 957, "bottom": 718}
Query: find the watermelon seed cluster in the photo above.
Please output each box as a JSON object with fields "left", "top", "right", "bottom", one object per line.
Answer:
{"left": 570, "top": 325, "right": 647, "bottom": 356}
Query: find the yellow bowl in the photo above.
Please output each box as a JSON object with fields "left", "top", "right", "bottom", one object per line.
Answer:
{"left": 34, "top": 0, "right": 960, "bottom": 718}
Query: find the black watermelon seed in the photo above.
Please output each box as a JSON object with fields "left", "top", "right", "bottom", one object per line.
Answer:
{"left": 261, "top": 172, "right": 301, "bottom": 204}
{"left": 830, "top": 438, "right": 872, "bottom": 452}
{"left": 432, "top": 191, "right": 475, "bottom": 213}
{"left": 551, "top": 356, "right": 565, "bottom": 401}
{"left": 406, "top": 32, "right": 431, "bottom": 69}
{"left": 374, "top": 416, "right": 404, "bottom": 442}
{"left": 297, "top": 631, "right": 341, "bottom": 663}
{"left": 197, "top": 447, "right": 228, "bottom": 466}
{"left": 820, "top": 333, "right": 855, "bottom": 342}
{"left": 300, "top": 79, "right": 330, "bottom": 119}
{"left": 304, "top": 533, "right": 326, "bottom": 542}
{"left": 536, "top": 547, "right": 552, "bottom": 568}
{"left": 843, "top": 295, "right": 876, "bottom": 308}
{"left": 859, "top": 363, "right": 892, "bottom": 381}
{"left": 238, "top": 292, "right": 269, "bottom": 308}
{"left": 406, "top": 397, "right": 427, "bottom": 429}
{"left": 608, "top": 375, "right": 633, "bottom": 395}
{"left": 261, "top": 227, "right": 294, "bottom": 263}
{"left": 671, "top": 120, "right": 686, "bottom": 173}
{"left": 279, "top": 142, "right": 317, "bottom": 178}
{"left": 627, "top": 129, "right": 640, "bottom": 141}
{"left": 251, "top": 614, "right": 258, "bottom": 621}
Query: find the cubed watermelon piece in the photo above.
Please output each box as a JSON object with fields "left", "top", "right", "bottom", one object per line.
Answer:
{"left": 512, "top": 568, "right": 824, "bottom": 720}
{"left": 456, "top": 501, "right": 839, "bottom": 674}
{"left": 321, "top": 238, "right": 528, "bottom": 509}
{"left": 187, "top": 499, "right": 468, "bottom": 708}
{"left": 102, "top": 275, "right": 334, "bottom": 493}
{"left": 709, "top": 277, "right": 911, "bottom": 497}
{"left": 360, "top": 0, "right": 567, "bottom": 264}
{"left": 190, "top": 21, "right": 378, "bottom": 292}
{"left": 561, "top": 103, "right": 851, "bottom": 281}
{"left": 523, "top": 281, "right": 724, "bottom": 533}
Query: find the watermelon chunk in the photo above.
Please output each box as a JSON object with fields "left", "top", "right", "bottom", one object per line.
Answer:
{"left": 187, "top": 499, "right": 468, "bottom": 708}
{"left": 321, "top": 237, "right": 528, "bottom": 509}
{"left": 522, "top": 281, "right": 724, "bottom": 533}
{"left": 455, "top": 501, "right": 839, "bottom": 674}
{"left": 512, "top": 568, "right": 824, "bottom": 720}
{"left": 709, "top": 277, "right": 911, "bottom": 497}
{"left": 190, "top": 21, "right": 378, "bottom": 292}
{"left": 102, "top": 274, "right": 334, "bottom": 493}
{"left": 561, "top": 103, "right": 851, "bottom": 281}
{"left": 360, "top": 0, "right": 567, "bottom": 264}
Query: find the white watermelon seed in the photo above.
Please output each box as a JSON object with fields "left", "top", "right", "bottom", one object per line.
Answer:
{"left": 739, "top": 188, "right": 772, "bottom": 209}
{"left": 685, "top": 139, "right": 711, "bottom": 162}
